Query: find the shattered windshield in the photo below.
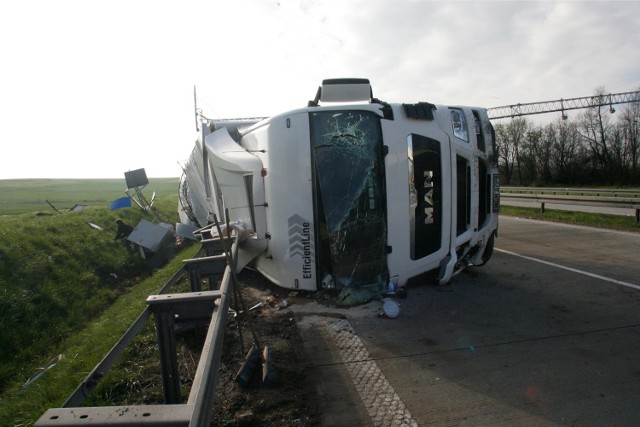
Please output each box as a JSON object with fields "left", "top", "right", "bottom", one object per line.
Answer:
{"left": 310, "top": 110, "right": 388, "bottom": 305}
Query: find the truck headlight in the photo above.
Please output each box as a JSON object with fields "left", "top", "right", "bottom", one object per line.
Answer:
{"left": 450, "top": 108, "right": 468, "bottom": 142}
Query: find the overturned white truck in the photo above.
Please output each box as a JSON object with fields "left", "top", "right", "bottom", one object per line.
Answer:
{"left": 179, "top": 79, "right": 499, "bottom": 305}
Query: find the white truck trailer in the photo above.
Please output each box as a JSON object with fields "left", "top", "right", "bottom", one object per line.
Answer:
{"left": 179, "top": 78, "right": 499, "bottom": 305}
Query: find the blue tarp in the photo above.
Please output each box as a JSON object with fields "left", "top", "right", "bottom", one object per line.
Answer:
{"left": 109, "top": 197, "right": 132, "bottom": 211}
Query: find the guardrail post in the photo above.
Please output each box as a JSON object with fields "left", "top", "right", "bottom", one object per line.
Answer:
{"left": 636, "top": 208, "right": 639, "bottom": 223}
{"left": 153, "top": 306, "right": 181, "bottom": 404}
{"left": 541, "top": 202, "right": 545, "bottom": 214}
{"left": 201, "top": 238, "right": 224, "bottom": 257}
{"left": 184, "top": 255, "right": 227, "bottom": 292}
{"left": 187, "top": 264, "right": 202, "bottom": 292}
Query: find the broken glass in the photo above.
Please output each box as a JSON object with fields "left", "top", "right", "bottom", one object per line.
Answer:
{"left": 310, "top": 110, "right": 388, "bottom": 305}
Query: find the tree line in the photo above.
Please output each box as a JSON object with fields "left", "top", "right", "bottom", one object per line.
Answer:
{"left": 494, "top": 87, "right": 640, "bottom": 186}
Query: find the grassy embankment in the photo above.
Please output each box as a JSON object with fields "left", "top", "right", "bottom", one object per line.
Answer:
{"left": 499, "top": 205, "right": 640, "bottom": 232}
{"left": 0, "top": 178, "right": 202, "bottom": 425}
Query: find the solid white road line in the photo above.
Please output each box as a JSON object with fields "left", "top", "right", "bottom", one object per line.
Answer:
{"left": 495, "top": 248, "right": 640, "bottom": 291}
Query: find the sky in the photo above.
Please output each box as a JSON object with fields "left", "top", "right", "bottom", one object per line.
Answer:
{"left": 1, "top": 0, "right": 639, "bottom": 179}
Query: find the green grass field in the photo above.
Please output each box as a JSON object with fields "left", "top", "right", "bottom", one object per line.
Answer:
{"left": 0, "top": 178, "right": 180, "bottom": 215}
{"left": 0, "top": 179, "right": 187, "bottom": 425}
{"left": 499, "top": 205, "right": 640, "bottom": 232}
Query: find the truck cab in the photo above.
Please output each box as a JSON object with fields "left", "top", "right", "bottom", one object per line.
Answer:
{"left": 180, "top": 79, "right": 499, "bottom": 305}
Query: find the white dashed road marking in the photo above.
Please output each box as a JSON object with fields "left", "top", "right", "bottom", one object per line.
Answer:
{"left": 325, "top": 319, "right": 418, "bottom": 427}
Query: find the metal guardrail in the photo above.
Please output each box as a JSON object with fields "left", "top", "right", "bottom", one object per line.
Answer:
{"left": 502, "top": 186, "right": 640, "bottom": 198}
{"left": 500, "top": 187, "right": 640, "bottom": 222}
{"left": 35, "top": 237, "right": 237, "bottom": 427}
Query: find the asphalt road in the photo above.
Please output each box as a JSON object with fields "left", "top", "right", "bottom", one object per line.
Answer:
{"left": 294, "top": 215, "right": 640, "bottom": 426}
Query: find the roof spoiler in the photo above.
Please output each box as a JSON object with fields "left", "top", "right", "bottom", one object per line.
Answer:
{"left": 308, "top": 78, "right": 373, "bottom": 106}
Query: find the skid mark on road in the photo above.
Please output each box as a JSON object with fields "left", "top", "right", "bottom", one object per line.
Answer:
{"left": 324, "top": 319, "right": 418, "bottom": 427}
{"left": 496, "top": 248, "right": 640, "bottom": 291}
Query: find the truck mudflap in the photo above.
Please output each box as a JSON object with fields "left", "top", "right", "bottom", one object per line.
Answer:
{"left": 437, "top": 249, "right": 458, "bottom": 285}
{"left": 437, "top": 230, "right": 496, "bottom": 284}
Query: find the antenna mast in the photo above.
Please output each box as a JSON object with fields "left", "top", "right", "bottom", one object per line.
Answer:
{"left": 193, "top": 85, "right": 200, "bottom": 131}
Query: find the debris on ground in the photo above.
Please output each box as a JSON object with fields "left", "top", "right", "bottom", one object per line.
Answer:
{"left": 211, "top": 270, "right": 318, "bottom": 426}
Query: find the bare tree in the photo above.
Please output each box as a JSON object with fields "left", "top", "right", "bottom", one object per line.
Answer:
{"left": 495, "top": 123, "right": 514, "bottom": 184}
{"left": 495, "top": 118, "right": 530, "bottom": 185}
{"left": 619, "top": 91, "right": 640, "bottom": 181}
{"left": 494, "top": 85, "right": 640, "bottom": 186}
{"left": 577, "top": 86, "right": 616, "bottom": 182}
{"left": 529, "top": 127, "right": 552, "bottom": 185}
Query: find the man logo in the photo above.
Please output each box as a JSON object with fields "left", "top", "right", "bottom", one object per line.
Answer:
{"left": 423, "top": 170, "right": 435, "bottom": 224}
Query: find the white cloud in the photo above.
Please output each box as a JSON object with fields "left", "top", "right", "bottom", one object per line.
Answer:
{"left": 1, "top": 0, "right": 638, "bottom": 178}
